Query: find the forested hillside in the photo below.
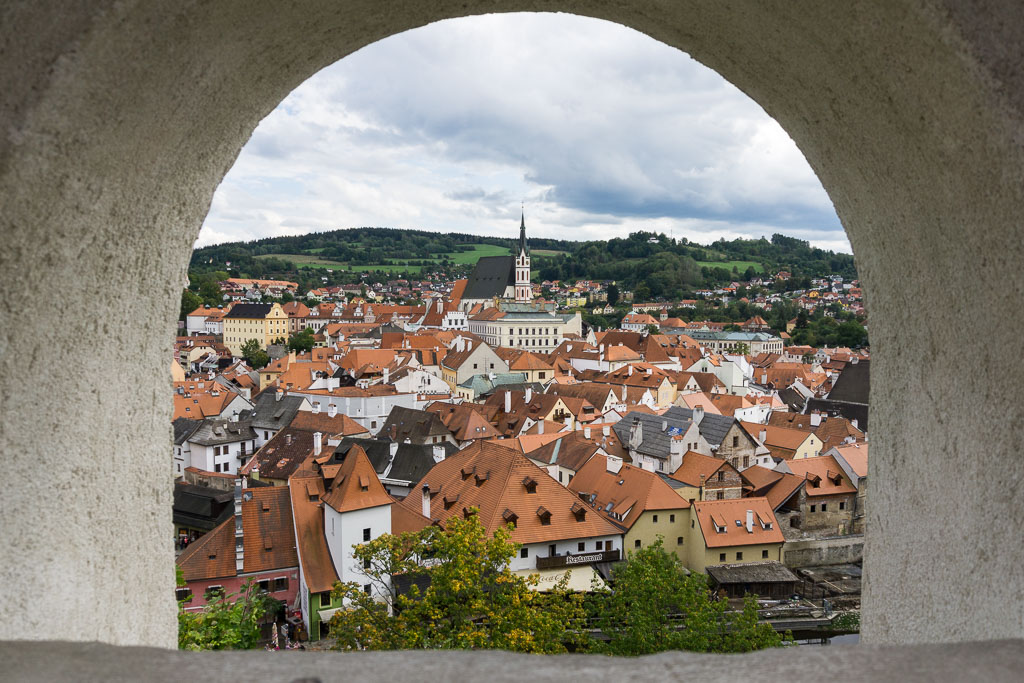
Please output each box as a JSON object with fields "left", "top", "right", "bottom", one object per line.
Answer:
{"left": 190, "top": 227, "right": 856, "bottom": 300}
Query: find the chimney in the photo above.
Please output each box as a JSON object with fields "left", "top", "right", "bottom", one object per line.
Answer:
{"left": 810, "top": 412, "right": 822, "bottom": 427}
{"left": 233, "top": 479, "right": 244, "bottom": 572}
{"left": 328, "top": 404, "right": 337, "bottom": 418}
{"left": 606, "top": 456, "right": 623, "bottom": 474}
{"left": 389, "top": 440, "right": 399, "bottom": 457}
{"left": 525, "top": 387, "right": 533, "bottom": 403}
{"left": 421, "top": 483, "right": 431, "bottom": 518}
{"left": 275, "top": 389, "right": 283, "bottom": 402}
{"left": 538, "top": 420, "right": 544, "bottom": 435}
{"left": 584, "top": 426, "right": 591, "bottom": 439}
{"left": 693, "top": 406, "right": 704, "bottom": 425}
{"left": 628, "top": 417, "right": 643, "bottom": 449}
{"left": 602, "top": 425, "right": 610, "bottom": 437}
{"left": 504, "top": 391, "right": 512, "bottom": 414}
{"left": 313, "top": 432, "right": 322, "bottom": 456}
{"left": 312, "top": 402, "right": 320, "bottom": 414}
{"left": 231, "top": 411, "right": 239, "bottom": 423}
{"left": 746, "top": 509, "right": 754, "bottom": 533}
{"left": 432, "top": 445, "right": 446, "bottom": 463}
{"left": 851, "top": 419, "right": 859, "bottom": 430}
{"left": 383, "top": 367, "right": 390, "bottom": 385}
{"left": 628, "top": 365, "right": 633, "bottom": 377}
{"left": 759, "top": 429, "right": 767, "bottom": 443}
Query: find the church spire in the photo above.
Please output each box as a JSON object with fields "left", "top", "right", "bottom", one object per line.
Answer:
{"left": 518, "top": 210, "right": 528, "bottom": 256}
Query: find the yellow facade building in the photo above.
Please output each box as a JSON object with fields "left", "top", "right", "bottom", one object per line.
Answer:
{"left": 685, "top": 498, "right": 785, "bottom": 573}
{"left": 222, "top": 302, "right": 289, "bottom": 356}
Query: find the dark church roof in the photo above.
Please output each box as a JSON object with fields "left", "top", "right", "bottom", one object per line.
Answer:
{"left": 807, "top": 359, "right": 870, "bottom": 429}
{"left": 463, "top": 255, "right": 515, "bottom": 300}
{"left": 518, "top": 213, "right": 529, "bottom": 255}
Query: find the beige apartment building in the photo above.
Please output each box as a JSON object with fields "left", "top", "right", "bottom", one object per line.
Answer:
{"left": 223, "top": 303, "right": 289, "bottom": 355}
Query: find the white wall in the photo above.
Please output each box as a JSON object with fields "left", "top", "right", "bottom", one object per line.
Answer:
{"left": 324, "top": 504, "right": 392, "bottom": 601}
{"left": 510, "top": 534, "right": 623, "bottom": 573}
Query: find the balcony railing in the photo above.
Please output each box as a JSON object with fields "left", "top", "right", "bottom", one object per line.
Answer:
{"left": 535, "top": 549, "right": 619, "bottom": 570}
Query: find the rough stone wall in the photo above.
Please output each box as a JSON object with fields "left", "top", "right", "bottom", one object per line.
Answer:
{"left": 801, "top": 493, "right": 856, "bottom": 533}
{"left": 2, "top": 0, "right": 1022, "bottom": 649}
{"left": 714, "top": 423, "right": 757, "bottom": 469}
{"left": 784, "top": 535, "right": 865, "bottom": 569}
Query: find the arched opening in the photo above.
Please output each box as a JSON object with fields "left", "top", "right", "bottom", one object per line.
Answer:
{"left": 2, "top": 0, "right": 1022, "bottom": 655}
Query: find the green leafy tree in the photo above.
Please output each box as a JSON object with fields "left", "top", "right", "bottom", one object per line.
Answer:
{"left": 177, "top": 574, "right": 273, "bottom": 650}
{"left": 198, "top": 280, "right": 222, "bottom": 306}
{"left": 606, "top": 283, "right": 619, "bottom": 307}
{"left": 589, "top": 539, "right": 784, "bottom": 655}
{"left": 329, "top": 511, "right": 585, "bottom": 653}
{"left": 240, "top": 338, "right": 269, "bottom": 369}
{"left": 179, "top": 289, "right": 202, "bottom": 322}
{"left": 732, "top": 342, "right": 751, "bottom": 356}
{"left": 288, "top": 328, "right": 316, "bottom": 353}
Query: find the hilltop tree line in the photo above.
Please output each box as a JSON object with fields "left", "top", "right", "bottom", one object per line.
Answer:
{"left": 188, "top": 227, "right": 857, "bottom": 302}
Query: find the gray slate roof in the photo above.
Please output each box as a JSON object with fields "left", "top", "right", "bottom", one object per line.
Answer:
{"left": 336, "top": 437, "right": 456, "bottom": 486}
{"left": 825, "top": 359, "right": 870, "bottom": 404}
{"left": 172, "top": 482, "right": 234, "bottom": 531}
{"left": 242, "top": 391, "right": 306, "bottom": 431}
{"left": 187, "top": 417, "right": 257, "bottom": 446}
{"left": 612, "top": 410, "right": 694, "bottom": 460}
{"left": 462, "top": 255, "right": 515, "bottom": 300}
{"left": 706, "top": 561, "right": 799, "bottom": 585}
{"left": 458, "top": 372, "right": 529, "bottom": 396}
{"left": 663, "top": 405, "right": 737, "bottom": 447}
{"left": 223, "top": 303, "right": 273, "bottom": 319}
{"left": 808, "top": 359, "right": 870, "bottom": 430}
{"left": 380, "top": 406, "right": 451, "bottom": 442}
{"left": 173, "top": 417, "right": 202, "bottom": 446}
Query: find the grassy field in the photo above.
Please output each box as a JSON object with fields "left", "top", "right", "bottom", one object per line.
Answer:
{"left": 695, "top": 260, "right": 765, "bottom": 273}
{"left": 255, "top": 245, "right": 518, "bottom": 275}
{"left": 254, "top": 253, "right": 347, "bottom": 268}
{"left": 441, "top": 244, "right": 511, "bottom": 263}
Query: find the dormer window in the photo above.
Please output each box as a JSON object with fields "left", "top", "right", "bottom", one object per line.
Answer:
{"left": 522, "top": 476, "right": 538, "bottom": 494}
{"left": 536, "top": 506, "right": 552, "bottom": 525}
{"left": 443, "top": 493, "right": 460, "bottom": 510}
{"left": 502, "top": 508, "right": 518, "bottom": 527}
{"left": 461, "top": 466, "right": 475, "bottom": 481}
{"left": 571, "top": 502, "right": 587, "bottom": 522}
{"left": 474, "top": 471, "right": 489, "bottom": 487}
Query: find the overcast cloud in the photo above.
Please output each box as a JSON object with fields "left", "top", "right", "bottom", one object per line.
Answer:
{"left": 198, "top": 13, "right": 849, "bottom": 253}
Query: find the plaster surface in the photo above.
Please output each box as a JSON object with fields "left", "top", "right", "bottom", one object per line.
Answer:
{"left": 4, "top": 640, "right": 1024, "bottom": 682}
{"left": 1, "top": 0, "right": 1022, "bottom": 649}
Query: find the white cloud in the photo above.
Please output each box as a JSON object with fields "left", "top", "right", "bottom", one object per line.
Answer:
{"left": 198, "top": 12, "right": 849, "bottom": 253}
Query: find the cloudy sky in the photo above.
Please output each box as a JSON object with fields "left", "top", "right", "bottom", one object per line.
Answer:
{"left": 199, "top": 13, "right": 849, "bottom": 253}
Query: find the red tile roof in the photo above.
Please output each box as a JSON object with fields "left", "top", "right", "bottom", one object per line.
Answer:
{"left": 691, "top": 498, "right": 784, "bottom": 548}
{"left": 177, "top": 486, "right": 297, "bottom": 582}
{"left": 399, "top": 441, "right": 621, "bottom": 545}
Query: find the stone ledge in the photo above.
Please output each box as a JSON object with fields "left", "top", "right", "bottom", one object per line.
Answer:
{"left": 2, "top": 639, "right": 1021, "bottom": 682}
